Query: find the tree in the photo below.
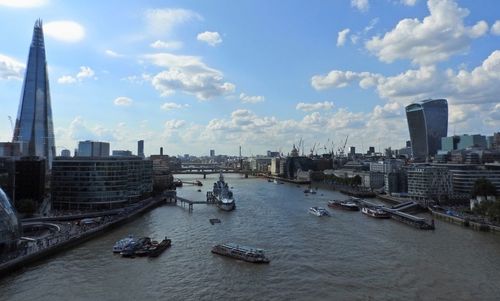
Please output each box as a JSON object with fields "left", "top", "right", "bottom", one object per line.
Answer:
{"left": 472, "top": 178, "right": 497, "bottom": 198}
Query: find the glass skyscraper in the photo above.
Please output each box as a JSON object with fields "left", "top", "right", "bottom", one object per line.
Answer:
{"left": 405, "top": 99, "right": 448, "bottom": 162}
{"left": 12, "top": 20, "right": 56, "bottom": 169}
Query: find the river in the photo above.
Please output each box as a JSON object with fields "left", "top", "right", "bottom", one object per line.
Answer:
{"left": 1, "top": 174, "right": 500, "bottom": 301}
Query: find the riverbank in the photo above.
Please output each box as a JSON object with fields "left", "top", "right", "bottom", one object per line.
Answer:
{"left": 430, "top": 209, "right": 500, "bottom": 234}
{"left": 0, "top": 192, "right": 176, "bottom": 278}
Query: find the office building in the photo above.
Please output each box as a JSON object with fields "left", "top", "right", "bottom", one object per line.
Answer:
{"left": 210, "top": 149, "right": 215, "bottom": 157}
{"left": 447, "top": 164, "right": 500, "bottom": 197}
{"left": 77, "top": 141, "right": 110, "bottom": 157}
{"left": 12, "top": 20, "right": 56, "bottom": 169}
{"left": 60, "top": 149, "right": 71, "bottom": 157}
{"left": 137, "top": 140, "right": 144, "bottom": 158}
{"left": 405, "top": 99, "right": 448, "bottom": 162}
{"left": 14, "top": 157, "right": 46, "bottom": 204}
{"left": 112, "top": 150, "right": 133, "bottom": 157}
{"left": 51, "top": 157, "right": 152, "bottom": 210}
{"left": 0, "top": 142, "right": 22, "bottom": 157}
{"left": 441, "top": 134, "right": 487, "bottom": 152}
{"left": 407, "top": 165, "right": 452, "bottom": 200}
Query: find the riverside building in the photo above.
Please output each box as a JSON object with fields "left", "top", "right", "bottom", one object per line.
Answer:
{"left": 51, "top": 157, "right": 152, "bottom": 210}
{"left": 406, "top": 165, "right": 453, "bottom": 201}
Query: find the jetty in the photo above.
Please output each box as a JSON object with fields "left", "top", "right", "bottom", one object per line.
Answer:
{"left": 361, "top": 200, "right": 434, "bottom": 230}
{"left": 176, "top": 193, "right": 216, "bottom": 212}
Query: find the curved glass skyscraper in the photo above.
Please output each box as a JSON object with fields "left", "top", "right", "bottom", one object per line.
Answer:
{"left": 0, "top": 188, "right": 21, "bottom": 251}
{"left": 12, "top": 20, "right": 56, "bottom": 169}
{"left": 405, "top": 99, "right": 448, "bottom": 162}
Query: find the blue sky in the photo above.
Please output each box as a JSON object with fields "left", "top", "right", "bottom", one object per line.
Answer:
{"left": 0, "top": 0, "right": 498, "bottom": 156}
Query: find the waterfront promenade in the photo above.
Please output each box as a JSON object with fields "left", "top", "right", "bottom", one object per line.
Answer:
{"left": 0, "top": 192, "right": 175, "bottom": 277}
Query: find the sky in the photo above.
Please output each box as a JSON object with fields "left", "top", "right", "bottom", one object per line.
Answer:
{"left": 0, "top": 0, "right": 498, "bottom": 157}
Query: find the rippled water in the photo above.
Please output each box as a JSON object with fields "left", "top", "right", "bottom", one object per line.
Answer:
{"left": 1, "top": 174, "right": 500, "bottom": 300}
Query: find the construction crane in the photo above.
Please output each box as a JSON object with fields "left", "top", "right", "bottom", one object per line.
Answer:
{"left": 8, "top": 116, "right": 13, "bottom": 133}
{"left": 338, "top": 135, "right": 349, "bottom": 157}
{"left": 309, "top": 142, "right": 317, "bottom": 157}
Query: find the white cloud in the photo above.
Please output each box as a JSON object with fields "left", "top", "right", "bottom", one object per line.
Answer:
{"left": 311, "top": 70, "right": 382, "bottom": 90}
{"left": 57, "top": 75, "right": 76, "bottom": 84}
{"left": 400, "top": 0, "right": 417, "bottom": 6}
{"left": 365, "top": 0, "right": 489, "bottom": 65}
{"left": 76, "top": 66, "right": 95, "bottom": 80}
{"left": 296, "top": 101, "right": 335, "bottom": 112}
{"left": 336, "top": 28, "right": 350, "bottom": 47}
{"left": 105, "top": 49, "right": 124, "bottom": 57}
{"left": 145, "top": 8, "right": 201, "bottom": 36}
{"left": 197, "top": 31, "right": 222, "bottom": 46}
{"left": 0, "top": 0, "right": 47, "bottom": 8}
{"left": 165, "top": 119, "right": 186, "bottom": 129}
{"left": 0, "top": 54, "right": 24, "bottom": 80}
{"left": 491, "top": 21, "right": 500, "bottom": 35}
{"left": 144, "top": 52, "right": 235, "bottom": 100}
{"left": 58, "top": 66, "right": 95, "bottom": 84}
{"left": 161, "top": 102, "right": 189, "bottom": 111}
{"left": 239, "top": 93, "right": 265, "bottom": 103}
{"left": 150, "top": 40, "right": 183, "bottom": 49}
{"left": 43, "top": 21, "right": 85, "bottom": 43}
{"left": 351, "top": 0, "right": 369, "bottom": 12}
{"left": 113, "top": 96, "right": 133, "bottom": 106}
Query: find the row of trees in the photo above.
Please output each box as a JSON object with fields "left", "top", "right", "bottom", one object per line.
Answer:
{"left": 324, "top": 174, "right": 362, "bottom": 187}
{"left": 472, "top": 178, "right": 499, "bottom": 222}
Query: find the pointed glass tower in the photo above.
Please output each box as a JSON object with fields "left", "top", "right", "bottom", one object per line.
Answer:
{"left": 12, "top": 19, "right": 56, "bottom": 169}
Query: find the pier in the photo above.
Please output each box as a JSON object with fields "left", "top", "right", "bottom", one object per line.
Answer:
{"left": 360, "top": 200, "right": 434, "bottom": 230}
{"left": 176, "top": 193, "right": 216, "bottom": 212}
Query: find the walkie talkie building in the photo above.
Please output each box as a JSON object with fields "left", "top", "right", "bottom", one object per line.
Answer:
{"left": 405, "top": 99, "right": 448, "bottom": 162}
{"left": 12, "top": 20, "right": 56, "bottom": 169}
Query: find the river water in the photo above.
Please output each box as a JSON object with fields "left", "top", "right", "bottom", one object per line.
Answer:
{"left": 1, "top": 174, "right": 500, "bottom": 301}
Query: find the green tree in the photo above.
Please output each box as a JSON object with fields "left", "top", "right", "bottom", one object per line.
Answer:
{"left": 472, "top": 178, "right": 497, "bottom": 198}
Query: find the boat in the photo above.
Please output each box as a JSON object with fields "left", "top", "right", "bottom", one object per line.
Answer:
{"left": 120, "top": 237, "right": 151, "bottom": 257}
{"left": 267, "top": 179, "right": 273, "bottom": 182}
{"left": 211, "top": 243, "right": 270, "bottom": 264}
{"left": 328, "top": 200, "right": 360, "bottom": 211}
{"left": 304, "top": 188, "right": 317, "bottom": 194}
{"left": 209, "top": 218, "right": 221, "bottom": 225}
{"left": 361, "top": 206, "right": 391, "bottom": 218}
{"left": 213, "top": 172, "right": 236, "bottom": 211}
{"left": 308, "top": 206, "right": 330, "bottom": 217}
{"left": 273, "top": 179, "right": 279, "bottom": 184}
{"left": 112, "top": 235, "right": 135, "bottom": 253}
{"left": 148, "top": 237, "right": 172, "bottom": 258}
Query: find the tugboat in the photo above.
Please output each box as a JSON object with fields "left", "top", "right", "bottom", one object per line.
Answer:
{"left": 361, "top": 206, "right": 391, "bottom": 218}
{"left": 308, "top": 206, "right": 330, "bottom": 217}
{"left": 211, "top": 243, "right": 270, "bottom": 264}
{"left": 328, "top": 200, "right": 360, "bottom": 211}
{"left": 213, "top": 172, "right": 236, "bottom": 211}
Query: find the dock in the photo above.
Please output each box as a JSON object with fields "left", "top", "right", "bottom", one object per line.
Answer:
{"left": 360, "top": 200, "right": 435, "bottom": 230}
{"left": 176, "top": 193, "right": 216, "bottom": 212}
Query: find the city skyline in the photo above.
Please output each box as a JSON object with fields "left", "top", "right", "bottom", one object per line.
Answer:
{"left": 0, "top": 0, "right": 499, "bottom": 156}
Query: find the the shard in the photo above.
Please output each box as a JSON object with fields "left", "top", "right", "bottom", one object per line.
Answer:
{"left": 12, "top": 20, "right": 56, "bottom": 169}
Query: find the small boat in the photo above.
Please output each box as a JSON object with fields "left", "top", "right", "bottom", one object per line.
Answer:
{"left": 328, "top": 200, "right": 360, "bottom": 211}
{"left": 361, "top": 206, "right": 390, "bottom": 218}
{"left": 211, "top": 243, "right": 270, "bottom": 264}
{"left": 197, "top": 189, "right": 202, "bottom": 192}
{"left": 268, "top": 179, "right": 273, "bottom": 182}
{"left": 112, "top": 235, "right": 135, "bottom": 253}
{"left": 308, "top": 206, "right": 330, "bottom": 217}
{"left": 148, "top": 237, "right": 172, "bottom": 258}
{"left": 209, "top": 218, "right": 221, "bottom": 225}
{"left": 304, "top": 188, "right": 316, "bottom": 194}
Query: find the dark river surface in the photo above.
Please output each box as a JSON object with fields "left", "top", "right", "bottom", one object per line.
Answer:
{"left": 1, "top": 174, "right": 500, "bottom": 301}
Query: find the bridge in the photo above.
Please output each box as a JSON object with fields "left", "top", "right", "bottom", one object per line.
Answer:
{"left": 176, "top": 193, "right": 216, "bottom": 212}
{"left": 171, "top": 164, "right": 251, "bottom": 178}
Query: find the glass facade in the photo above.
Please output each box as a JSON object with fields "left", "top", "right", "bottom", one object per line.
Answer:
{"left": 405, "top": 99, "right": 448, "bottom": 162}
{"left": 12, "top": 20, "right": 56, "bottom": 169}
{"left": 0, "top": 188, "right": 21, "bottom": 251}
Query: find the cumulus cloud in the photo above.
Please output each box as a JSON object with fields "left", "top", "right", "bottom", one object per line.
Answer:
{"left": 43, "top": 20, "right": 85, "bottom": 43}
{"left": 165, "top": 119, "right": 186, "bottom": 129}
{"left": 296, "top": 101, "right": 335, "bottom": 112}
{"left": 113, "top": 96, "right": 133, "bottom": 106}
{"left": 336, "top": 29, "right": 350, "bottom": 47}
{"left": 197, "top": 31, "right": 222, "bottom": 46}
{"left": 145, "top": 8, "right": 201, "bottom": 36}
{"left": 150, "top": 40, "right": 183, "bottom": 49}
{"left": 144, "top": 52, "right": 235, "bottom": 100}
{"left": 105, "top": 50, "right": 124, "bottom": 57}
{"left": 365, "top": 0, "right": 489, "bottom": 65}
{"left": 311, "top": 70, "right": 382, "bottom": 90}
{"left": 400, "top": 0, "right": 417, "bottom": 6}
{"left": 161, "top": 102, "right": 189, "bottom": 111}
{"left": 0, "top": 54, "right": 24, "bottom": 80}
{"left": 0, "top": 0, "right": 47, "bottom": 7}
{"left": 351, "top": 0, "right": 369, "bottom": 12}
{"left": 58, "top": 66, "right": 95, "bottom": 84}
{"left": 491, "top": 21, "right": 500, "bottom": 35}
{"left": 240, "top": 93, "right": 265, "bottom": 103}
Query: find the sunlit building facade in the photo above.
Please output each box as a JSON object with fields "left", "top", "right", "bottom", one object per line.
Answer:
{"left": 12, "top": 20, "right": 56, "bottom": 169}
{"left": 405, "top": 99, "right": 448, "bottom": 162}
